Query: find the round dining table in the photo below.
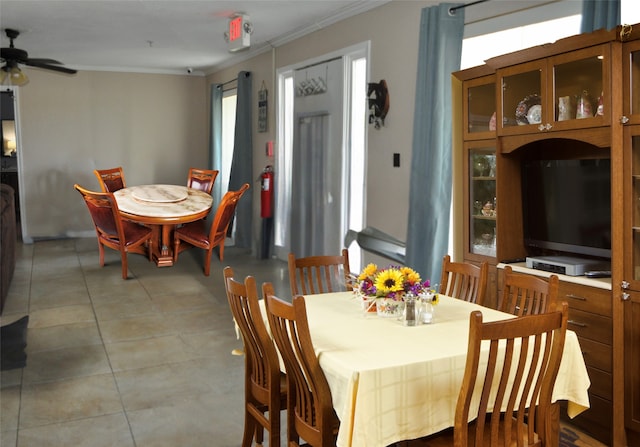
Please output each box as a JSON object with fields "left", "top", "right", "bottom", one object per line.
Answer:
{"left": 114, "top": 184, "right": 213, "bottom": 267}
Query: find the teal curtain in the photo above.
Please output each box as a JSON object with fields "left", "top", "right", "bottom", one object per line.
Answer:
{"left": 210, "top": 84, "right": 223, "bottom": 206}
{"left": 406, "top": 3, "right": 464, "bottom": 283}
{"left": 228, "top": 71, "right": 253, "bottom": 250}
{"left": 581, "top": 0, "right": 620, "bottom": 32}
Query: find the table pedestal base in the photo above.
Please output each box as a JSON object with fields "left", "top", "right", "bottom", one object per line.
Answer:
{"left": 150, "top": 224, "right": 176, "bottom": 267}
{"left": 153, "top": 253, "right": 174, "bottom": 267}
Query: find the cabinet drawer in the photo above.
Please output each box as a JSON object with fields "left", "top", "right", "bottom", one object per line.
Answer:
{"left": 567, "top": 308, "right": 612, "bottom": 345}
{"left": 578, "top": 338, "right": 612, "bottom": 372}
{"left": 586, "top": 365, "right": 612, "bottom": 400}
{"left": 558, "top": 282, "right": 611, "bottom": 316}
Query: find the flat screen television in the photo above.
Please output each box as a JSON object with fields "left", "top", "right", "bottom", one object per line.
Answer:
{"left": 521, "top": 157, "right": 611, "bottom": 259}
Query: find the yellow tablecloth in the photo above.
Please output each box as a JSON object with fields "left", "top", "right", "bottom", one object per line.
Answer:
{"left": 298, "top": 292, "right": 590, "bottom": 447}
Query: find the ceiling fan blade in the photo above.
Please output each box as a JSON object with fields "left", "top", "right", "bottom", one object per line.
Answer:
{"left": 24, "top": 59, "right": 77, "bottom": 74}
{"left": 1, "top": 47, "right": 29, "bottom": 63}
{"left": 25, "top": 57, "right": 65, "bottom": 65}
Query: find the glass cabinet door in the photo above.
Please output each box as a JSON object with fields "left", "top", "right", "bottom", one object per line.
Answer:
{"left": 497, "top": 44, "right": 610, "bottom": 135}
{"left": 463, "top": 75, "right": 496, "bottom": 140}
{"left": 466, "top": 143, "right": 497, "bottom": 258}
{"left": 624, "top": 40, "right": 640, "bottom": 124}
{"left": 550, "top": 44, "right": 610, "bottom": 129}
{"left": 629, "top": 127, "right": 640, "bottom": 285}
{"left": 498, "top": 60, "right": 545, "bottom": 135}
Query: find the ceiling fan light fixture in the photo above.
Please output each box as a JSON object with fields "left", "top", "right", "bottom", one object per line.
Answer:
{"left": 1, "top": 65, "right": 29, "bottom": 86}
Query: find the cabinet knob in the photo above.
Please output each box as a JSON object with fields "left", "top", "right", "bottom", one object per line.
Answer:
{"left": 538, "top": 124, "right": 546, "bottom": 131}
{"left": 623, "top": 292, "right": 631, "bottom": 301}
{"left": 621, "top": 116, "right": 630, "bottom": 124}
{"left": 545, "top": 123, "right": 552, "bottom": 131}
{"left": 622, "top": 280, "right": 630, "bottom": 290}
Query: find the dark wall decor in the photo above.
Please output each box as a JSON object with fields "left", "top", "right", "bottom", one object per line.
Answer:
{"left": 367, "top": 80, "right": 389, "bottom": 129}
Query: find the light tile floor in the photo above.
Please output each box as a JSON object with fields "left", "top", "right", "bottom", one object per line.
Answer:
{"left": 1, "top": 238, "right": 290, "bottom": 447}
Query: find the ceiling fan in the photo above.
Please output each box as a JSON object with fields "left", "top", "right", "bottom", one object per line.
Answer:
{"left": 1, "top": 28, "right": 77, "bottom": 86}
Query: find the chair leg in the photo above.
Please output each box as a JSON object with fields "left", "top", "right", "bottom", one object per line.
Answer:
{"left": 255, "top": 423, "right": 264, "bottom": 446}
{"left": 204, "top": 248, "right": 212, "bottom": 276}
{"left": 98, "top": 241, "right": 105, "bottom": 267}
{"left": 219, "top": 241, "right": 225, "bottom": 261}
{"left": 268, "top": 417, "right": 280, "bottom": 447}
{"left": 121, "top": 252, "right": 128, "bottom": 279}
{"left": 147, "top": 239, "right": 153, "bottom": 262}
{"left": 241, "top": 412, "right": 256, "bottom": 447}
{"left": 173, "top": 238, "right": 180, "bottom": 263}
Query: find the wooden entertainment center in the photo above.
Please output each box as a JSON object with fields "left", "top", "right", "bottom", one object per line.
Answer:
{"left": 452, "top": 24, "right": 640, "bottom": 446}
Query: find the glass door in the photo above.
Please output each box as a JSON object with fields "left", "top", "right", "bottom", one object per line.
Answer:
{"left": 627, "top": 127, "right": 640, "bottom": 286}
{"left": 465, "top": 141, "right": 497, "bottom": 260}
{"left": 624, "top": 40, "right": 640, "bottom": 125}
{"left": 497, "top": 60, "right": 545, "bottom": 136}
{"left": 550, "top": 44, "right": 610, "bottom": 130}
{"left": 497, "top": 44, "right": 610, "bottom": 136}
{"left": 463, "top": 74, "right": 496, "bottom": 140}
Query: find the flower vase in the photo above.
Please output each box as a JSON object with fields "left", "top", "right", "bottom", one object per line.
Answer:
{"left": 361, "top": 295, "right": 377, "bottom": 313}
{"left": 376, "top": 298, "right": 403, "bottom": 318}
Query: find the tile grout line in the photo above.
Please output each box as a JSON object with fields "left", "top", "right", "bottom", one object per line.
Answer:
{"left": 75, "top": 239, "right": 139, "bottom": 447}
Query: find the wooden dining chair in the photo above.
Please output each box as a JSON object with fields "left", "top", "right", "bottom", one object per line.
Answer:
{"left": 263, "top": 288, "right": 340, "bottom": 447}
{"left": 93, "top": 167, "right": 126, "bottom": 192}
{"left": 439, "top": 255, "right": 489, "bottom": 306}
{"left": 74, "top": 183, "right": 152, "bottom": 279}
{"left": 423, "top": 302, "right": 568, "bottom": 447}
{"left": 499, "top": 265, "right": 559, "bottom": 316}
{"left": 288, "top": 248, "right": 351, "bottom": 296}
{"left": 187, "top": 168, "right": 219, "bottom": 195}
{"left": 223, "top": 267, "right": 287, "bottom": 447}
{"left": 173, "top": 183, "right": 249, "bottom": 275}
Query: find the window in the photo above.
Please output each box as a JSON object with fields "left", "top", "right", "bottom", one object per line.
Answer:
{"left": 274, "top": 73, "right": 293, "bottom": 249}
{"left": 462, "top": 0, "right": 639, "bottom": 71}
{"left": 221, "top": 89, "right": 237, "bottom": 196}
{"left": 461, "top": 15, "right": 581, "bottom": 70}
{"left": 346, "top": 55, "right": 367, "bottom": 271}
{"left": 622, "top": 0, "right": 640, "bottom": 24}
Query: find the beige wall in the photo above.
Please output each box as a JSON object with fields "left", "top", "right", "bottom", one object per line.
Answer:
{"left": 209, "top": 1, "right": 436, "bottom": 260}
{"left": 16, "top": 69, "right": 207, "bottom": 240}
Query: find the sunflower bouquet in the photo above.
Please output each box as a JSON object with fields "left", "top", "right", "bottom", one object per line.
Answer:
{"left": 355, "top": 263, "right": 430, "bottom": 301}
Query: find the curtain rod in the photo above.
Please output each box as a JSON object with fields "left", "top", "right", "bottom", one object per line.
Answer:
{"left": 217, "top": 71, "right": 251, "bottom": 89}
{"left": 449, "top": 0, "right": 490, "bottom": 15}
{"left": 295, "top": 56, "right": 342, "bottom": 72}
{"left": 220, "top": 78, "right": 237, "bottom": 87}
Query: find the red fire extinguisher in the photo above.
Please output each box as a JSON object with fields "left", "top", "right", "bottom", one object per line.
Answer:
{"left": 260, "top": 165, "right": 274, "bottom": 218}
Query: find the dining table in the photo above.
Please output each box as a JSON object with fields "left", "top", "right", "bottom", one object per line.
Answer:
{"left": 280, "top": 292, "right": 591, "bottom": 447}
{"left": 113, "top": 184, "right": 213, "bottom": 266}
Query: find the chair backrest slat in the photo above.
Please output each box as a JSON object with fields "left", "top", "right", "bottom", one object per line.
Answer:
{"left": 209, "top": 184, "right": 250, "bottom": 244}
{"left": 288, "top": 250, "right": 351, "bottom": 296}
{"left": 94, "top": 167, "right": 126, "bottom": 193}
{"left": 440, "top": 255, "right": 488, "bottom": 305}
{"left": 187, "top": 168, "right": 219, "bottom": 194}
{"left": 75, "top": 184, "right": 123, "bottom": 239}
{"left": 499, "top": 265, "right": 559, "bottom": 316}
{"left": 455, "top": 302, "right": 568, "bottom": 447}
